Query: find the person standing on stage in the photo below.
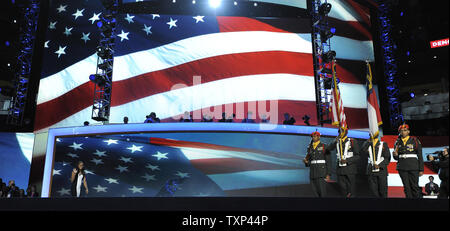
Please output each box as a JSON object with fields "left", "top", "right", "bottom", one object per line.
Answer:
{"left": 71, "top": 161, "right": 89, "bottom": 197}
{"left": 361, "top": 135, "right": 391, "bottom": 198}
{"left": 327, "top": 127, "right": 360, "bottom": 198}
{"left": 428, "top": 147, "right": 449, "bottom": 198}
{"left": 392, "top": 124, "right": 424, "bottom": 198}
{"left": 303, "top": 131, "right": 331, "bottom": 197}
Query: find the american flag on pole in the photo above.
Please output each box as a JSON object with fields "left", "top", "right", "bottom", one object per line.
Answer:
{"left": 330, "top": 60, "right": 347, "bottom": 131}
{"left": 366, "top": 61, "right": 382, "bottom": 137}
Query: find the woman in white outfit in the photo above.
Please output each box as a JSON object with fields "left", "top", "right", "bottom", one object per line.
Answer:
{"left": 70, "top": 161, "right": 89, "bottom": 197}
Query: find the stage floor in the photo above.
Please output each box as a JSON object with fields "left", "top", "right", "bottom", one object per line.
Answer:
{"left": 0, "top": 197, "right": 448, "bottom": 211}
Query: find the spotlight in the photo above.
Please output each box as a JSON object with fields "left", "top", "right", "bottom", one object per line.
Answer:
{"left": 192, "top": 0, "right": 196, "bottom": 4}
{"left": 410, "top": 92, "right": 415, "bottom": 98}
{"left": 96, "top": 46, "right": 113, "bottom": 59}
{"left": 254, "top": 2, "right": 257, "bottom": 6}
{"left": 98, "top": 62, "right": 111, "bottom": 70}
{"left": 234, "top": 1, "right": 237, "bottom": 5}
{"left": 318, "top": 3, "right": 332, "bottom": 16}
{"left": 5, "top": 41, "right": 10, "bottom": 46}
{"left": 209, "top": 0, "right": 221, "bottom": 8}
{"left": 97, "top": 16, "right": 116, "bottom": 37}
{"left": 320, "top": 29, "right": 335, "bottom": 43}
{"left": 89, "top": 74, "right": 108, "bottom": 86}
{"left": 322, "top": 50, "right": 336, "bottom": 63}
{"left": 324, "top": 78, "right": 333, "bottom": 89}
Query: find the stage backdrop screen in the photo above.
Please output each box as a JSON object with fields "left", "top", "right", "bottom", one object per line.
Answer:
{"left": 35, "top": 0, "right": 374, "bottom": 131}
{"left": 0, "top": 132, "right": 34, "bottom": 190}
{"left": 50, "top": 130, "right": 346, "bottom": 197}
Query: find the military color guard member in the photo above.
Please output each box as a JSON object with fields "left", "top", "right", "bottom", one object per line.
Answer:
{"left": 362, "top": 135, "right": 391, "bottom": 198}
{"left": 392, "top": 124, "right": 424, "bottom": 198}
{"left": 303, "top": 131, "right": 331, "bottom": 197}
{"left": 327, "top": 128, "right": 360, "bottom": 198}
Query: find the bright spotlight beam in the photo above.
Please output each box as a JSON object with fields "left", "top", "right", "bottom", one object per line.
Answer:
{"left": 209, "top": 0, "right": 222, "bottom": 8}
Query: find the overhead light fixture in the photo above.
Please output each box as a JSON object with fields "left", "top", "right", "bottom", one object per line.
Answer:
{"left": 320, "top": 29, "right": 335, "bottom": 43}
{"left": 318, "top": 3, "right": 332, "bottom": 16}
{"left": 192, "top": 0, "right": 196, "bottom": 4}
{"left": 234, "top": 1, "right": 237, "bottom": 5}
{"left": 89, "top": 74, "right": 108, "bottom": 87}
{"left": 322, "top": 50, "right": 336, "bottom": 63}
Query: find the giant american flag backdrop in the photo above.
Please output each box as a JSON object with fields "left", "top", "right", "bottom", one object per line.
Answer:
{"left": 35, "top": 0, "right": 375, "bottom": 132}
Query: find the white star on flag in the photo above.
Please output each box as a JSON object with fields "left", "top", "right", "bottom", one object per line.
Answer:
{"left": 145, "top": 164, "right": 160, "bottom": 171}
{"left": 105, "top": 178, "right": 119, "bottom": 184}
{"left": 117, "top": 30, "right": 130, "bottom": 42}
{"left": 85, "top": 170, "right": 95, "bottom": 175}
{"left": 119, "top": 156, "right": 133, "bottom": 163}
{"left": 142, "top": 174, "right": 156, "bottom": 181}
{"left": 142, "top": 24, "right": 152, "bottom": 35}
{"left": 152, "top": 14, "right": 160, "bottom": 20}
{"left": 63, "top": 27, "right": 73, "bottom": 36}
{"left": 53, "top": 169, "right": 61, "bottom": 176}
{"left": 44, "top": 40, "right": 50, "bottom": 48}
{"left": 127, "top": 144, "right": 142, "bottom": 153}
{"left": 167, "top": 18, "right": 178, "bottom": 29}
{"left": 72, "top": 9, "right": 84, "bottom": 20}
{"left": 152, "top": 151, "right": 168, "bottom": 160}
{"left": 69, "top": 142, "right": 83, "bottom": 150}
{"left": 175, "top": 171, "right": 190, "bottom": 178}
{"left": 125, "top": 13, "right": 135, "bottom": 23}
{"left": 66, "top": 153, "right": 79, "bottom": 158}
{"left": 49, "top": 21, "right": 57, "bottom": 30}
{"left": 115, "top": 165, "right": 129, "bottom": 173}
{"left": 62, "top": 161, "right": 69, "bottom": 166}
{"left": 55, "top": 46, "right": 67, "bottom": 58}
{"left": 57, "top": 188, "right": 70, "bottom": 196}
{"left": 56, "top": 5, "right": 67, "bottom": 13}
{"left": 93, "top": 185, "right": 108, "bottom": 193}
{"left": 103, "top": 139, "right": 118, "bottom": 145}
{"left": 81, "top": 32, "right": 90, "bottom": 43}
{"left": 89, "top": 12, "right": 101, "bottom": 24}
{"left": 90, "top": 158, "right": 104, "bottom": 165}
{"left": 129, "top": 186, "right": 144, "bottom": 193}
{"left": 93, "top": 149, "right": 107, "bottom": 157}
{"left": 193, "top": 15, "right": 205, "bottom": 23}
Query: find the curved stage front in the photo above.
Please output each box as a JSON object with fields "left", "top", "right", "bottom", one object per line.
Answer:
{"left": 31, "top": 123, "right": 370, "bottom": 198}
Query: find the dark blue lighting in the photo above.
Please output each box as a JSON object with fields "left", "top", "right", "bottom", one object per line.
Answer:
{"left": 5, "top": 41, "right": 10, "bottom": 46}
{"left": 378, "top": 0, "right": 404, "bottom": 129}
{"left": 89, "top": 74, "right": 96, "bottom": 81}
{"left": 406, "top": 51, "right": 410, "bottom": 56}
{"left": 330, "top": 27, "right": 336, "bottom": 34}
{"left": 410, "top": 92, "right": 415, "bottom": 98}
{"left": 96, "top": 21, "right": 103, "bottom": 28}
{"left": 400, "top": 12, "right": 403, "bottom": 16}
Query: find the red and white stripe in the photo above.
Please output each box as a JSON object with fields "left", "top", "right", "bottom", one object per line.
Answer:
{"left": 34, "top": 0, "right": 376, "bottom": 132}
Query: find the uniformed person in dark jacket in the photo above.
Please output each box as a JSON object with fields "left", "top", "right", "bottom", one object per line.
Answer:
{"left": 428, "top": 147, "right": 449, "bottom": 198}
{"left": 361, "top": 135, "right": 391, "bottom": 198}
{"left": 303, "top": 131, "right": 331, "bottom": 197}
{"left": 327, "top": 127, "right": 360, "bottom": 198}
{"left": 392, "top": 124, "right": 424, "bottom": 198}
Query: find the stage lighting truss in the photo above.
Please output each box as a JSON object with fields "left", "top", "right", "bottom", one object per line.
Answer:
{"left": 378, "top": 0, "right": 404, "bottom": 129}
{"left": 6, "top": 0, "right": 39, "bottom": 126}
{"left": 311, "top": 0, "right": 336, "bottom": 126}
{"left": 91, "top": 0, "right": 118, "bottom": 122}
